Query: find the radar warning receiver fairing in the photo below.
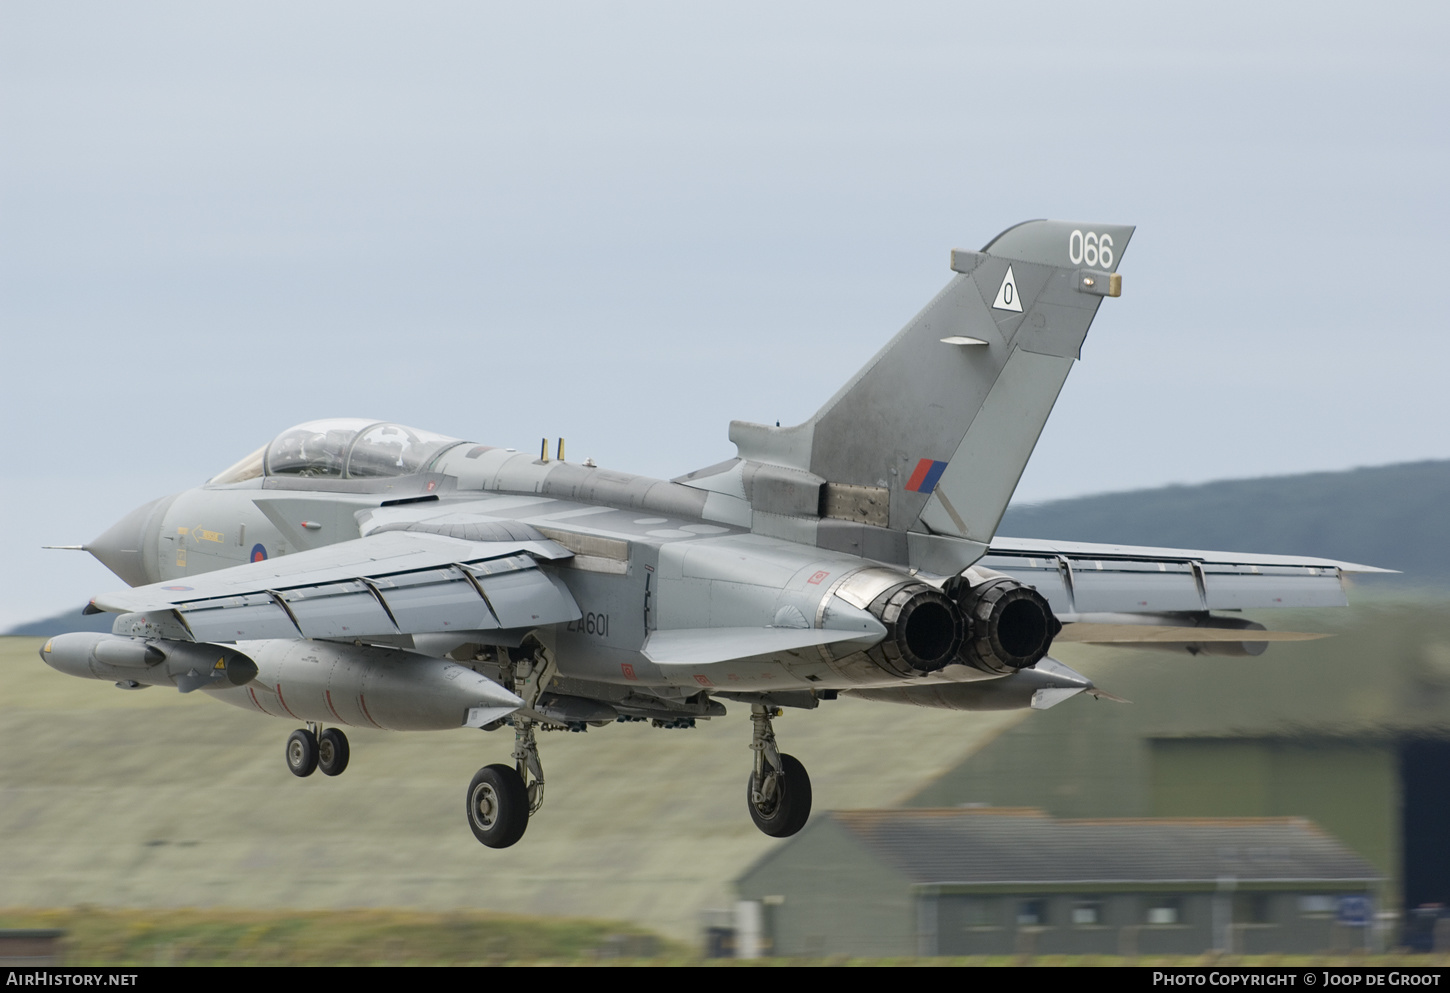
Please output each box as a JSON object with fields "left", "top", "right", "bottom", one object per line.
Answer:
{"left": 41, "top": 220, "right": 1385, "bottom": 848}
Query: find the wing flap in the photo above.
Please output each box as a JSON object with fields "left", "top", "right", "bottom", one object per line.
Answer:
{"left": 1199, "top": 563, "right": 1349, "bottom": 609}
{"left": 278, "top": 580, "right": 397, "bottom": 639}
{"left": 467, "top": 562, "right": 577, "bottom": 629}
{"left": 368, "top": 565, "right": 498, "bottom": 632}
{"left": 179, "top": 595, "right": 301, "bottom": 642}
{"left": 1069, "top": 559, "right": 1203, "bottom": 613}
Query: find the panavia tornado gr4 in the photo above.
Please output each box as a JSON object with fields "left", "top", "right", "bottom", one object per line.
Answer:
{"left": 41, "top": 219, "right": 1383, "bottom": 848}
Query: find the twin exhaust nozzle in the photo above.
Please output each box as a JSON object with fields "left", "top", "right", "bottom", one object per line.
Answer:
{"left": 863, "top": 571, "right": 1060, "bottom": 678}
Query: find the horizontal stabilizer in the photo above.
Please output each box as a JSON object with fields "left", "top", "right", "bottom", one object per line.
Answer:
{"left": 643, "top": 625, "right": 885, "bottom": 667}
{"left": 843, "top": 656, "right": 1098, "bottom": 712}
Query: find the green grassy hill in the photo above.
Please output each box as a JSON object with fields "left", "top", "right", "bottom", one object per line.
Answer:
{"left": 8, "top": 607, "right": 113, "bottom": 637}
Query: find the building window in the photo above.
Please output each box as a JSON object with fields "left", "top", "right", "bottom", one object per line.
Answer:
{"left": 1017, "top": 899, "right": 1048, "bottom": 926}
{"left": 1072, "top": 899, "right": 1105, "bottom": 926}
{"left": 1145, "top": 898, "right": 1182, "bottom": 925}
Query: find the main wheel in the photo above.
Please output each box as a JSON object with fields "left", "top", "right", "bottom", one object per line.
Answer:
{"left": 318, "top": 728, "right": 350, "bottom": 777}
{"left": 286, "top": 729, "right": 318, "bottom": 778}
{"left": 746, "top": 753, "right": 812, "bottom": 838}
{"left": 466, "top": 764, "right": 529, "bottom": 848}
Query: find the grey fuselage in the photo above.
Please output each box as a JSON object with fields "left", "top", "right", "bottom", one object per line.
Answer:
{"left": 92, "top": 441, "right": 1015, "bottom": 725}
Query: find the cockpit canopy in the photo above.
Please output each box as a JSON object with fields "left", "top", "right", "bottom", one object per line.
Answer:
{"left": 211, "top": 419, "right": 463, "bottom": 484}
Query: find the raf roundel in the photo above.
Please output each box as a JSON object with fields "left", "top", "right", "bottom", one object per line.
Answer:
{"left": 250, "top": 544, "right": 268, "bottom": 563}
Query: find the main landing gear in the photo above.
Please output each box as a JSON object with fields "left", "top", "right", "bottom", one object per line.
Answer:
{"left": 466, "top": 715, "right": 544, "bottom": 849}
{"left": 746, "top": 704, "right": 812, "bottom": 838}
{"left": 457, "top": 642, "right": 813, "bottom": 848}
{"left": 285, "top": 723, "right": 350, "bottom": 778}
{"left": 466, "top": 644, "right": 550, "bottom": 849}
{"left": 463, "top": 701, "right": 814, "bottom": 848}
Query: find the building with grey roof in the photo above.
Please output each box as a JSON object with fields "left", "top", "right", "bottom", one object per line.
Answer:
{"left": 901, "top": 602, "right": 1450, "bottom": 928}
{"left": 734, "top": 808, "right": 1381, "bottom": 957}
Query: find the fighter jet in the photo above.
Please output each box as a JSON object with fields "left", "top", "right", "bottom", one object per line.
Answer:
{"left": 40, "top": 219, "right": 1384, "bottom": 848}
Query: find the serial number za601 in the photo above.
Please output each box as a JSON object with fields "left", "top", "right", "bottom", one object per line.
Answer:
{"left": 567, "top": 612, "right": 611, "bottom": 637}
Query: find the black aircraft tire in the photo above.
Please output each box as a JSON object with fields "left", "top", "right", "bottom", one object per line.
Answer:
{"left": 466, "top": 764, "right": 529, "bottom": 849}
{"left": 318, "top": 728, "right": 350, "bottom": 777}
{"left": 746, "top": 753, "right": 812, "bottom": 838}
{"left": 286, "top": 729, "right": 318, "bottom": 778}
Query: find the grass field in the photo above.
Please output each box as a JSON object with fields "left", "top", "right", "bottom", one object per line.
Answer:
{"left": 0, "top": 635, "right": 1025, "bottom": 946}
{"left": 3, "top": 906, "right": 1447, "bottom": 966}
{"left": 0, "top": 906, "right": 679, "bottom": 965}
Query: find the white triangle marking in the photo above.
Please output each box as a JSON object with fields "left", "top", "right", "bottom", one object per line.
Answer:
{"left": 993, "top": 265, "right": 1023, "bottom": 313}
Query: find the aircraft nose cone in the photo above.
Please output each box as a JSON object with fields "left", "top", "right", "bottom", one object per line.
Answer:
{"left": 86, "top": 494, "right": 178, "bottom": 587}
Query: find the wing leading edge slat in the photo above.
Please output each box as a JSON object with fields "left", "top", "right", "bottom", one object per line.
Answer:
{"left": 978, "top": 537, "right": 1387, "bottom": 615}
{"left": 94, "top": 531, "right": 582, "bottom": 644}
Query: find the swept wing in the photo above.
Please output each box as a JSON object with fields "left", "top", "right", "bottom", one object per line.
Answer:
{"left": 90, "top": 526, "right": 581, "bottom": 643}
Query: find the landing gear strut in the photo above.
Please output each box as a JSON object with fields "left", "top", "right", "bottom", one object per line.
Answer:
{"left": 465, "top": 643, "right": 551, "bottom": 849}
{"left": 285, "top": 723, "right": 350, "bottom": 778}
{"left": 746, "top": 705, "right": 812, "bottom": 837}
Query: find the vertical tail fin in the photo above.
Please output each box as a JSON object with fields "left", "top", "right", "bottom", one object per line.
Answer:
{"left": 728, "top": 219, "right": 1133, "bottom": 559}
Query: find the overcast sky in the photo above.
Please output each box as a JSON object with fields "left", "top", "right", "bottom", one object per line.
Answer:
{"left": 2, "top": 1, "right": 1446, "bottom": 628}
